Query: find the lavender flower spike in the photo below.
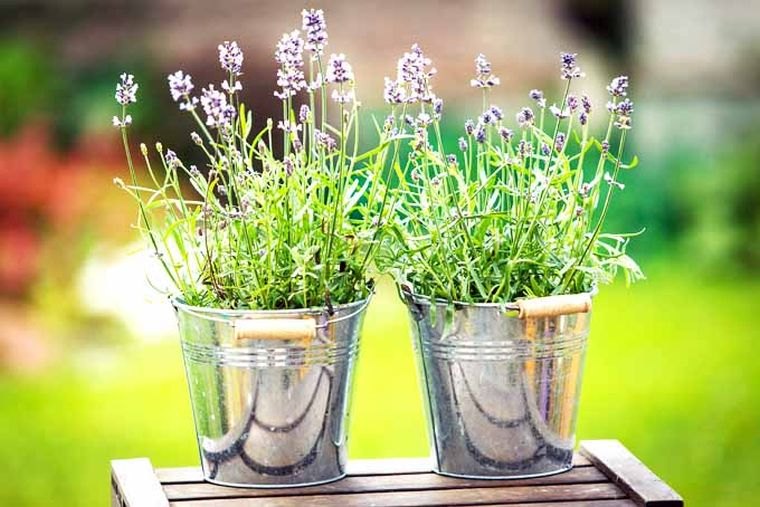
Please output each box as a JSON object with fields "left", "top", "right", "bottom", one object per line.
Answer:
{"left": 396, "top": 44, "right": 437, "bottom": 103}
{"left": 325, "top": 53, "right": 354, "bottom": 83}
{"left": 302, "top": 9, "right": 328, "bottom": 57}
{"left": 218, "top": 41, "right": 244, "bottom": 76}
{"left": 168, "top": 71, "right": 198, "bottom": 110}
{"left": 559, "top": 52, "right": 584, "bottom": 80}
{"left": 112, "top": 114, "right": 132, "bottom": 128}
{"left": 299, "top": 104, "right": 311, "bottom": 123}
{"left": 516, "top": 107, "right": 534, "bottom": 128}
{"left": 200, "top": 85, "right": 236, "bottom": 128}
{"left": 529, "top": 89, "right": 546, "bottom": 108}
{"left": 383, "top": 77, "right": 406, "bottom": 104}
{"left": 555, "top": 132, "right": 566, "bottom": 151}
{"left": 470, "top": 53, "right": 500, "bottom": 88}
{"left": 274, "top": 30, "right": 307, "bottom": 99}
{"left": 613, "top": 98, "right": 634, "bottom": 130}
{"left": 607, "top": 75, "right": 629, "bottom": 97}
{"left": 115, "top": 73, "right": 138, "bottom": 105}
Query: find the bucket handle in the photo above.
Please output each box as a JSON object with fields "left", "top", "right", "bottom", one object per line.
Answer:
{"left": 176, "top": 297, "right": 372, "bottom": 342}
{"left": 234, "top": 319, "right": 316, "bottom": 341}
{"left": 507, "top": 294, "right": 592, "bottom": 319}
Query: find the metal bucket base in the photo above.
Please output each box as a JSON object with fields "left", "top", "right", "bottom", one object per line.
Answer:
{"left": 204, "top": 473, "right": 347, "bottom": 489}
{"left": 433, "top": 463, "right": 573, "bottom": 481}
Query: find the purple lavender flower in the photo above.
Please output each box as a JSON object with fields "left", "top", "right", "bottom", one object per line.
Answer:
{"left": 165, "top": 149, "right": 180, "bottom": 168}
{"left": 383, "top": 77, "right": 406, "bottom": 104}
{"left": 167, "top": 71, "right": 198, "bottom": 110}
{"left": 529, "top": 89, "right": 546, "bottom": 108}
{"left": 601, "top": 140, "right": 610, "bottom": 153}
{"left": 614, "top": 98, "right": 634, "bottom": 129}
{"left": 331, "top": 88, "right": 355, "bottom": 104}
{"left": 277, "top": 119, "right": 302, "bottom": 133}
{"left": 112, "top": 115, "right": 132, "bottom": 128}
{"left": 498, "top": 126, "right": 513, "bottom": 142}
{"left": 516, "top": 107, "right": 534, "bottom": 128}
{"left": 566, "top": 94, "right": 579, "bottom": 112}
{"left": 190, "top": 131, "right": 202, "bottom": 145}
{"left": 555, "top": 132, "right": 566, "bottom": 151}
{"left": 200, "top": 85, "right": 236, "bottom": 128}
{"left": 607, "top": 75, "right": 629, "bottom": 97}
{"left": 464, "top": 119, "right": 475, "bottom": 136}
{"left": 412, "top": 127, "right": 429, "bottom": 151}
{"left": 446, "top": 154, "right": 457, "bottom": 165}
{"left": 518, "top": 139, "right": 532, "bottom": 157}
{"left": 314, "top": 129, "right": 337, "bottom": 152}
{"left": 560, "top": 52, "right": 584, "bottom": 80}
{"left": 299, "top": 104, "right": 310, "bottom": 123}
{"left": 274, "top": 30, "right": 307, "bottom": 99}
{"left": 579, "top": 112, "right": 588, "bottom": 125}
{"left": 301, "top": 8, "right": 328, "bottom": 57}
{"left": 433, "top": 97, "right": 444, "bottom": 118}
{"left": 396, "top": 44, "right": 436, "bottom": 103}
{"left": 416, "top": 112, "right": 432, "bottom": 126}
{"left": 581, "top": 94, "right": 592, "bottom": 113}
{"left": 480, "top": 110, "right": 494, "bottom": 125}
{"left": 218, "top": 41, "right": 244, "bottom": 76}
{"left": 383, "top": 114, "right": 395, "bottom": 132}
{"left": 549, "top": 104, "right": 570, "bottom": 119}
{"left": 604, "top": 171, "right": 625, "bottom": 190}
{"left": 221, "top": 80, "right": 242, "bottom": 94}
{"left": 458, "top": 137, "right": 468, "bottom": 151}
{"left": 283, "top": 156, "right": 294, "bottom": 176}
{"left": 325, "top": 53, "right": 354, "bottom": 83}
{"left": 476, "top": 53, "right": 491, "bottom": 75}
{"left": 541, "top": 143, "right": 550, "bottom": 156}
{"left": 470, "top": 53, "right": 500, "bottom": 88}
{"left": 115, "top": 73, "right": 138, "bottom": 105}
{"left": 475, "top": 123, "right": 486, "bottom": 144}
{"left": 489, "top": 105, "right": 504, "bottom": 121}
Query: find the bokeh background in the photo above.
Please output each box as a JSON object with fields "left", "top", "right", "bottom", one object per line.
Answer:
{"left": 1, "top": 0, "right": 759, "bottom": 505}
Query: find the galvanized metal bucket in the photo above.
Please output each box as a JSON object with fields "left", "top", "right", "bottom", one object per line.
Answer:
{"left": 172, "top": 297, "right": 370, "bottom": 488}
{"left": 403, "top": 290, "right": 593, "bottom": 479}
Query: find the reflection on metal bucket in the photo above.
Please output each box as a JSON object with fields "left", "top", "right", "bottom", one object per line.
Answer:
{"left": 173, "top": 298, "right": 369, "bottom": 488}
{"left": 404, "top": 292, "right": 591, "bottom": 479}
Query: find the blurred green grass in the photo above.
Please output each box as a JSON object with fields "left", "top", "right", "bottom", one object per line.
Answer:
{"left": 0, "top": 267, "right": 758, "bottom": 506}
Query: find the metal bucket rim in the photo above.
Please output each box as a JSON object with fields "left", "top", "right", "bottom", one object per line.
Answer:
{"left": 171, "top": 294, "right": 371, "bottom": 319}
{"left": 400, "top": 286, "right": 597, "bottom": 309}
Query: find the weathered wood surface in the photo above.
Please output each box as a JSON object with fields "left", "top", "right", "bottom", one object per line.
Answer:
{"left": 580, "top": 440, "right": 683, "bottom": 506}
{"left": 111, "top": 458, "right": 170, "bottom": 507}
{"left": 113, "top": 440, "right": 682, "bottom": 507}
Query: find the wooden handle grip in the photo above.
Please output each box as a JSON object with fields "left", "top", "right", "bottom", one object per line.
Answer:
{"left": 517, "top": 294, "right": 592, "bottom": 319}
{"left": 234, "top": 319, "right": 316, "bottom": 341}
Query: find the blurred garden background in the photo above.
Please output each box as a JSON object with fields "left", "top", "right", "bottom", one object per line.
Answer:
{"left": 1, "top": 0, "right": 759, "bottom": 505}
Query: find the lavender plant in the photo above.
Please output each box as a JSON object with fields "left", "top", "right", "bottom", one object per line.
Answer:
{"left": 377, "top": 48, "right": 643, "bottom": 303}
{"left": 113, "top": 10, "right": 393, "bottom": 310}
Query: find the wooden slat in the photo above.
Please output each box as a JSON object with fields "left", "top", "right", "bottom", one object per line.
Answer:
{"left": 157, "top": 467, "right": 205, "bottom": 484}
{"left": 167, "top": 483, "right": 626, "bottom": 506}
{"left": 473, "top": 501, "right": 637, "bottom": 507}
{"left": 164, "top": 466, "right": 608, "bottom": 500}
{"left": 156, "top": 454, "right": 591, "bottom": 485}
{"left": 347, "top": 457, "right": 432, "bottom": 475}
{"left": 580, "top": 440, "right": 683, "bottom": 506}
{"left": 111, "top": 458, "right": 170, "bottom": 507}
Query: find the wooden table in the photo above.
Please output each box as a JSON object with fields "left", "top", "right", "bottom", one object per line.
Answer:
{"left": 111, "top": 439, "right": 682, "bottom": 506}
